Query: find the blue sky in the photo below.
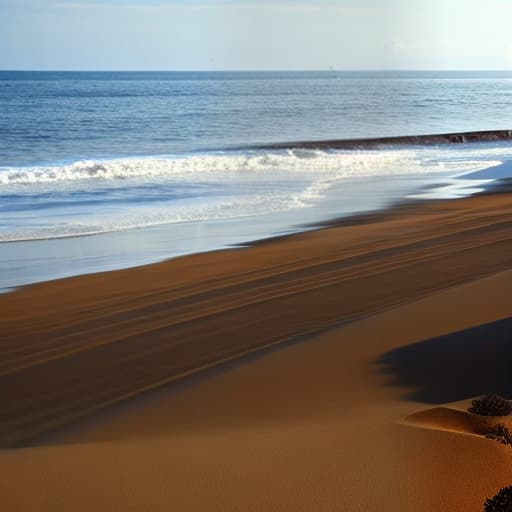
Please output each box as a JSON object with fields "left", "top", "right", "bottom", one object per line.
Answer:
{"left": 1, "top": 0, "right": 512, "bottom": 70}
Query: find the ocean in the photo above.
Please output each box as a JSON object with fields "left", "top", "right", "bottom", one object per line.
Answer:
{"left": 1, "top": 70, "right": 512, "bottom": 289}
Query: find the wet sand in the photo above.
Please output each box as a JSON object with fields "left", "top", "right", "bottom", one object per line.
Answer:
{"left": 1, "top": 189, "right": 511, "bottom": 511}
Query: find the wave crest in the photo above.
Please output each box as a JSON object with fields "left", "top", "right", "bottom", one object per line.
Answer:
{"left": 0, "top": 149, "right": 441, "bottom": 186}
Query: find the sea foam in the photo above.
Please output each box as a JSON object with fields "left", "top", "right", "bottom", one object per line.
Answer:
{"left": 0, "top": 148, "right": 479, "bottom": 187}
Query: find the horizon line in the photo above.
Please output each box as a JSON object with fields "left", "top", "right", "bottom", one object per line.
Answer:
{"left": 1, "top": 68, "right": 512, "bottom": 73}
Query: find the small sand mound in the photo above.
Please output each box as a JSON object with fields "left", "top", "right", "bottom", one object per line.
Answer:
{"left": 405, "top": 406, "right": 512, "bottom": 438}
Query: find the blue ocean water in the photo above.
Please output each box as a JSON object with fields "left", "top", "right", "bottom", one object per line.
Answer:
{"left": 1, "top": 70, "right": 512, "bottom": 287}
{"left": 2, "top": 70, "right": 512, "bottom": 167}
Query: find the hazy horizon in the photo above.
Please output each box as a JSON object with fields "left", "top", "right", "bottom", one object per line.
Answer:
{"left": 2, "top": 68, "right": 512, "bottom": 73}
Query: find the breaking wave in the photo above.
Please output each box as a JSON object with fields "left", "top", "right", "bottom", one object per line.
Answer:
{"left": 0, "top": 148, "right": 487, "bottom": 186}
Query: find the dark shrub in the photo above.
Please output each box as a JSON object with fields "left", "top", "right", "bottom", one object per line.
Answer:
{"left": 468, "top": 393, "right": 512, "bottom": 417}
{"left": 484, "top": 485, "right": 512, "bottom": 512}
{"left": 485, "top": 424, "right": 512, "bottom": 446}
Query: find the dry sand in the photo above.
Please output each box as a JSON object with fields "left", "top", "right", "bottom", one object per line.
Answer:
{"left": 1, "top": 191, "right": 512, "bottom": 511}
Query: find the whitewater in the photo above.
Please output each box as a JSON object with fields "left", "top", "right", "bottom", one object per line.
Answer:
{"left": 0, "top": 145, "right": 508, "bottom": 243}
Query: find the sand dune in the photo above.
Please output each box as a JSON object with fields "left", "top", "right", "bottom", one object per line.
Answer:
{"left": 405, "top": 405, "right": 512, "bottom": 436}
{"left": 1, "top": 191, "right": 512, "bottom": 510}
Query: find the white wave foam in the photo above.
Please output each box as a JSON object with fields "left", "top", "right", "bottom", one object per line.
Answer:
{"left": 0, "top": 191, "right": 315, "bottom": 242}
{"left": 0, "top": 148, "right": 470, "bottom": 187}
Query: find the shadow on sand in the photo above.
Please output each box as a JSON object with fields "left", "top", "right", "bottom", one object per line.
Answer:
{"left": 376, "top": 317, "right": 512, "bottom": 404}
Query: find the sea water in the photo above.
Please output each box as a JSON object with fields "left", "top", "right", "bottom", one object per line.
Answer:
{"left": 1, "top": 71, "right": 512, "bottom": 288}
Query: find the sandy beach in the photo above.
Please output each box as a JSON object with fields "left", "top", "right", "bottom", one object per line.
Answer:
{"left": 1, "top": 188, "right": 512, "bottom": 511}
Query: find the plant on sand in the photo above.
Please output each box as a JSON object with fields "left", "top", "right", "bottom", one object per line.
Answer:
{"left": 468, "top": 393, "right": 512, "bottom": 417}
{"left": 485, "top": 424, "right": 512, "bottom": 446}
{"left": 484, "top": 485, "right": 512, "bottom": 512}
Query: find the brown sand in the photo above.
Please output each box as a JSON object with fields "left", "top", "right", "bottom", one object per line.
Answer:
{"left": 1, "top": 191, "right": 512, "bottom": 511}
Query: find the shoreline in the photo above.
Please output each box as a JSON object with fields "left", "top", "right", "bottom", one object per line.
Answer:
{"left": 0, "top": 171, "right": 448, "bottom": 291}
{"left": 1, "top": 171, "right": 506, "bottom": 295}
{"left": 2, "top": 135, "right": 511, "bottom": 292}
{"left": 0, "top": 172, "right": 511, "bottom": 294}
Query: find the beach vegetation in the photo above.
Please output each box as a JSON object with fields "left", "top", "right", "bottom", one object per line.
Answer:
{"left": 484, "top": 485, "right": 512, "bottom": 512}
{"left": 468, "top": 393, "right": 512, "bottom": 417}
{"left": 485, "top": 424, "right": 512, "bottom": 446}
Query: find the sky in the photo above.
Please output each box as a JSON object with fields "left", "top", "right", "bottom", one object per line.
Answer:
{"left": 1, "top": 0, "right": 512, "bottom": 71}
